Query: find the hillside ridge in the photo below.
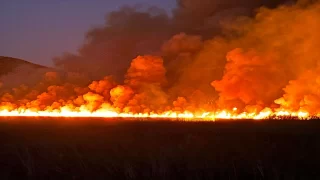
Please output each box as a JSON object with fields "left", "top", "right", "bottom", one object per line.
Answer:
{"left": 0, "top": 56, "right": 49, "bottom": 76}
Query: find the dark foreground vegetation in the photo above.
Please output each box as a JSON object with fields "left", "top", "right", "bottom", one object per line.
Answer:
{"left": 0, "top": 118, "right": 319, "bottom": 179}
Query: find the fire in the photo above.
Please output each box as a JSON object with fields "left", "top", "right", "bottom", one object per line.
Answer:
{"left": 0, "top": 105, "right": 311, "bottom": 120}
{"left": 0, "top": 55, "right": 316, "bottom": 121}
{"left": 2, "top": 2, "right": 320, "bottom": 121}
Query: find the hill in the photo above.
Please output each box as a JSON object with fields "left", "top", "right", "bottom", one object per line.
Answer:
{"left": 0, "top": 56, "right": 55, "bottom": 88}
{"left": 0, "top": 56, "right": 49, "bottom": 76}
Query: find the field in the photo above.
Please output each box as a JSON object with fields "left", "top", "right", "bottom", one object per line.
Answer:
{"left": 0, "top": 118, "right": 319, "bottom": 179}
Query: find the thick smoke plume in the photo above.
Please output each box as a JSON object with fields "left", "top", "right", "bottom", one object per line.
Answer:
{"left": 53, "top": 0, "right": 292, "bottom": 80}
{"left": 2, "top": 0, "right": 320, "bottom": 116}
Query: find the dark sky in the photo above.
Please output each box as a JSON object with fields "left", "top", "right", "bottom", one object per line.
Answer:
{"left": 0, "top": 0, "right": 175, "bottom": 66}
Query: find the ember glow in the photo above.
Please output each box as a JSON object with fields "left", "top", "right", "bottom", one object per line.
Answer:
{"left": 1, "top": 1, "right": 320, "bottom": 120}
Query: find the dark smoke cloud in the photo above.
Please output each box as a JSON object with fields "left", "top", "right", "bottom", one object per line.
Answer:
{"left": 53, "top": 5, "right": 171, "bottom": 81}
{"left": 53, "top": 0, "right": 294, "bottom": 81}
{"left": 3, "top": 0, "right": 320, "bottom": 115}
{"left": 172, "top": 0, "right": 295, "bottom": 37}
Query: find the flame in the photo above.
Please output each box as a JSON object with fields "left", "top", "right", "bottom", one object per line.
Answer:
{"left": 0, "top": 105, "right": 311, "bottom": 121}
{"left": 2, "top": 1, "right": 319, "bottom": 121}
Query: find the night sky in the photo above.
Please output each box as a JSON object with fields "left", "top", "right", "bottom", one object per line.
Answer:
{"left": 0, "top": 0, "right": 175, "bottom": 66}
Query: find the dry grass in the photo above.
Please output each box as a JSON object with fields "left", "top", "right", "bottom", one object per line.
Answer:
{"left": 0, "top": 117, "right": 319, "bottom": 179}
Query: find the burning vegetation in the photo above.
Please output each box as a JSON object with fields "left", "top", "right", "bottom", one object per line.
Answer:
{"left": 1, "top": 0, "right": 320, "bottom": 120}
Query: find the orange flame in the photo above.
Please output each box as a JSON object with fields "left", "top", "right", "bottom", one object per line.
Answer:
{"left": 0, "top": 105, "right": 311, "bottom": 121}
{"left": 2, "top": 1, "right": 318, "bottom": 121}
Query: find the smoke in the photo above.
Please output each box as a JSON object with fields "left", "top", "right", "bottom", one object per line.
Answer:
{"left": 125, "top": 55, "right": 167, "bottom": 88}
{"left": 0, "top": 64, "right": 49, "bottom": 89}
{"left": 89, "top": 76, "right": 117, "bottom": 99}
{"left": 123, "top": 55, "right": 168, "bottom": 113}
{"left": 3, "top": 0, "right": 320, "bottom": 115}
{"left": 172, "top": 0, "right": 295, "bottom": 37}
{"left": 211, "top": 0, "right": 320, "bottom": 112}
{"left": 212, "top": 48, "right": 288, "bottom": 111}
{"left": 275, "top": 68, "right": 320, "bottom": 114}
{"left": 53, "top": 0, "right": 293, "bottom": 80}
{"left": 110, "top": 85, "right": 134, "bottom": 111}
{"left": 53, "top": 5, "right": 171, "bottom": 81}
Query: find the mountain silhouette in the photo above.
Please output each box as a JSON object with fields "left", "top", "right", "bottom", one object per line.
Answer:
{"left": 0, "top": 56, "right": 54, "bottom": 88}
{"left": 0, "top": 56, "right": 49, "bottom": 76}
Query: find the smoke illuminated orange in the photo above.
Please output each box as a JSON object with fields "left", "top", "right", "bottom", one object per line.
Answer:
{"left": 0, "top": 54, "right": 316, "bottom": 121}
{"left": 2, "top": 2, "right": 320, "bottom": 121}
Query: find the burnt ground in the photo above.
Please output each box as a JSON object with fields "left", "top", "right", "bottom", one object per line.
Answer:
{"left": 0, "top": 118, "right": 319, "bottom": 179}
